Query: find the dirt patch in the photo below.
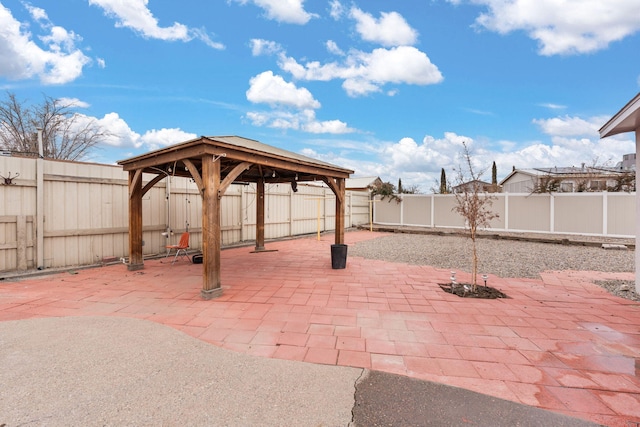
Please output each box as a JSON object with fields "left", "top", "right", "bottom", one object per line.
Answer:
{"left": 438, "top": 283, "right": 508, "bottom": 299}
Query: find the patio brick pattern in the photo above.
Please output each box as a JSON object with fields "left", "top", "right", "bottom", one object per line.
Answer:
{"left": 1, "top": 231, "right": 638, "bottom": 426}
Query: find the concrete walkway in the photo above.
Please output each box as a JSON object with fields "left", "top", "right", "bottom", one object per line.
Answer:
{"left": 0, "top": 230, "right": 638, "bottom": 426}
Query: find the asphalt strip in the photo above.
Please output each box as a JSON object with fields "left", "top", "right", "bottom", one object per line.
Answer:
{"left": 352, "top": 370, "right": 601, "bottom": 427}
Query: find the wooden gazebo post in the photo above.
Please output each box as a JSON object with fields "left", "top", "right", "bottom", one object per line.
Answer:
{"left": 255, "top": 176, "right": 266, "bottom": 251}
{"left": 127, "top": 170, "right": 144, "bottom": 270}
{"left": 334, "top": 178, "right": 346, "bottom": 245}
{"left": 201, "top": 153, "right": 223, "bottom": 299}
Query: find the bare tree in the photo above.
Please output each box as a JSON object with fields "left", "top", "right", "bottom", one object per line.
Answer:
{"left": 530, "top": 174, "right": 562, "bottom": 193}
{"left": 401, "top": 184, "right": 421, "bottom": 194}
{"left": 452, "top": 142, "right": 499, "bottom": 290}
{"left": 0, "top": 92, "right": 110, "bottom": 160}
{"left": 608, "top": 171, "right": 635, "bottom": 192}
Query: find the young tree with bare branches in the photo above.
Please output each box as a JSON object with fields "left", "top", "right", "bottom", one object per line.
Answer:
{"left": 452, "top": 142, "right": 499, "bottom": 290}
{"left": 0, "top": 92, "right": 110, "bottom": 160}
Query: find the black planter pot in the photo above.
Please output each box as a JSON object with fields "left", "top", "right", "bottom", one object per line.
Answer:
{"left": 331, "top": 244, "right": 348, "bottom": 269}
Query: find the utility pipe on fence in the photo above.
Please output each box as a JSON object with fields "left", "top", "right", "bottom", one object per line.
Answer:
{"left": 305, "top": 196, "right": 333, "bottom": 240}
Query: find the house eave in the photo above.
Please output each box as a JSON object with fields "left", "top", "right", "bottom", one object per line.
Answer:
{"left": 599, "top": 92, "right": 640, "bottom": 138}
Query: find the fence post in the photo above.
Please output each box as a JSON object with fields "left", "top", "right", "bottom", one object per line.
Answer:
{"left": 323, "top": 188, "right": 327, "bottom": 231}
{"left": 549, "top": 194, "right": 555, "bottom": 233}
{"left": 349, "top": 192, "right": 352, "bottom": 228}
{"left": 240, "top": 185, "right": 245, "bottom": 242}
{"left": 289, "top": 185, "right": 294, "bottom": 236}
{"left": 602, "top": 191, "right": 608, "bottom": 235}
{"left": 16, "top": 215, "right": 27, "bottom": 271}
{"left": 430, "top": 194, "right": 435, "bottom": 227}
{"left": 504, "top": 193, "right": 509, "bottom": 231}
{"left": 36, "top": 130, "right": 44, "bottom": 269}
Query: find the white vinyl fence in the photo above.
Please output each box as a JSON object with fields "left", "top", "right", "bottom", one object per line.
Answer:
{"left": 374, "top": 192, "right": 635, "bottom": 238}
{"left": 0, "top": 156, "right": 370, "bottom": 274}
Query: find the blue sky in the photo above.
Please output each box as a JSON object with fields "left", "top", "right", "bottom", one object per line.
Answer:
{"left": 1, "top": 0, "right": 639, "bottom": 191}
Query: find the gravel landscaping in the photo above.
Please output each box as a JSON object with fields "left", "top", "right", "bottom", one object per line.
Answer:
{"left": 350, "top": 233, "right": 639, "bottom": 301}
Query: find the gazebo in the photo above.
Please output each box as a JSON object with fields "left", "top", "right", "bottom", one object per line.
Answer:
{"left": 599, "top": 92, "right": 640, "bottom": 293}
{"left": 118, "top": 136, "right": 353, "bottom": 299}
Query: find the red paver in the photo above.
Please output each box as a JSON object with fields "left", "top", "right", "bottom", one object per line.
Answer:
{"left": 1, "top": 230, "right": 638, "bottom": 426}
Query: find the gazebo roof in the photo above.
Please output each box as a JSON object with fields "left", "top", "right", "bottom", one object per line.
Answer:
{"left": 599, "top": 93, "right": 640, "bottom": 138}
{"left": 117, "top": 135, "right": 353, "bottom": 183}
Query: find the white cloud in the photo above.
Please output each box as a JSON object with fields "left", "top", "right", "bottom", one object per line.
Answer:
{"left": 326, "top": 40, "right": 344, "bottom": 56}
{"left": 280, "top": 46, "right": 443, "bottom": 97}
{"left": 230, "top": 0, "right": 316, "bottom": 25}
{"left": 303, "top": 118, "right": 352, "bottom": 134}
{"left": 140, "top": 128, "right": 197, "bottom": 150}
{"left": 349, "top": 7, "right": 418, "bottom": 47}
{"left": 89, "top": 112, "right": 625, "bottom": 191}
{"left": 246, "top": 109, "right": 354, "bottom": 134}
{"left": 329, "top": 0, "right": 345, "bottom": 20}
{"left": 245, "top": 71, "right": 357, "bottom": 134}
{"left": 246, "top": 71, "right": 321, "bottom": 109}
{"left": 370, "top": 117, "right": 635, "bottom": 192}
{"left": 319, "top": 113, "right": 636, "bottom": 192}
{"left": 95, "top": 112, "right": 196, "bottom": 151}
{"left": 190, "top": 28, "right": 225, "bottom": 50}
{"left": 533, "top": 115, "right": 610, "bottom": 137}
{"left": 89, "top": 0, "right": 224, "bottom": 48}
{"left": 97, "top": 112, "right": 143, "bottom": 148}
{"left": 0, "top": 3, "right": 91, "bottom": 84}
{"left": 251, "top": 33, "right": 442, "bottom": 97}
{"left": 468, "top": 0, "right": 640, "bottom": 55}
{"left": 250, "top": 39, "right": 283, "bottom": 56}
{"left": 539, "top": 103, "right": 566, "bottom": 110}
{"left": 89, "top": 0, "right": 188, "bottom": 40}
{"left": 57, "top": 97, "right": 90, "bottom": 108}
{"left": 382, "top": 133, "right": 472, "bottom": 175}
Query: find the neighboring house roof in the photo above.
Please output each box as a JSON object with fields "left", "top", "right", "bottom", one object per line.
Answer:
{"left": 346, "top": 176, "right": 382, "bottom": 190}
{"left": 499, "top": 169, "right": 542, "bottom": 185}
{"left": 499, "top": 167, "right": 630, "bottom": 186}
{"left": 452, "top": 179, "right": 493, "bottom": 192}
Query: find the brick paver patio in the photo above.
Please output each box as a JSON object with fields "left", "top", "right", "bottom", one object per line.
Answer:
{"left": 1, "top": 231, "right": 638, "bottom": 426}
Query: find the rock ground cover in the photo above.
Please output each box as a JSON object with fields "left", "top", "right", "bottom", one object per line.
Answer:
{"left": 349, "top": 233, "right": 637, "bottom": 301}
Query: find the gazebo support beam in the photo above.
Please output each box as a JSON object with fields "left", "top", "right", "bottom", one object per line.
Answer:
{"left": 334, "top": 178, "right": 345, "bottom": 245}
{"left": 201, "top": 153, "right": 223, "bottom": 299}
{"left": 323, "top": 177, "right": 346, "bottom": 244}
{"left": 127, "top": 170, "right": 144, "bottom": 270}
{"left": 256, "top": 177, "right": 265, "bottom": 251}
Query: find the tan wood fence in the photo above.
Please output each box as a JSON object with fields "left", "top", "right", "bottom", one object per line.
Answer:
{"left": 0, "top": 156, "right": 370, "bottom": 274}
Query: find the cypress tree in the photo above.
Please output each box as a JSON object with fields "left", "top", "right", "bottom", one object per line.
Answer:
{"left": 492, "top": 161, "right": 497, "bottom": 185}
{"left": 440, "top": 168, "right": 447, "bottom": 194}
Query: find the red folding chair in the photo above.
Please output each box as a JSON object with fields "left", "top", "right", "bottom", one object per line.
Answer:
{"left": 165, "top": 232, "right": 189, "bottom": 264}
